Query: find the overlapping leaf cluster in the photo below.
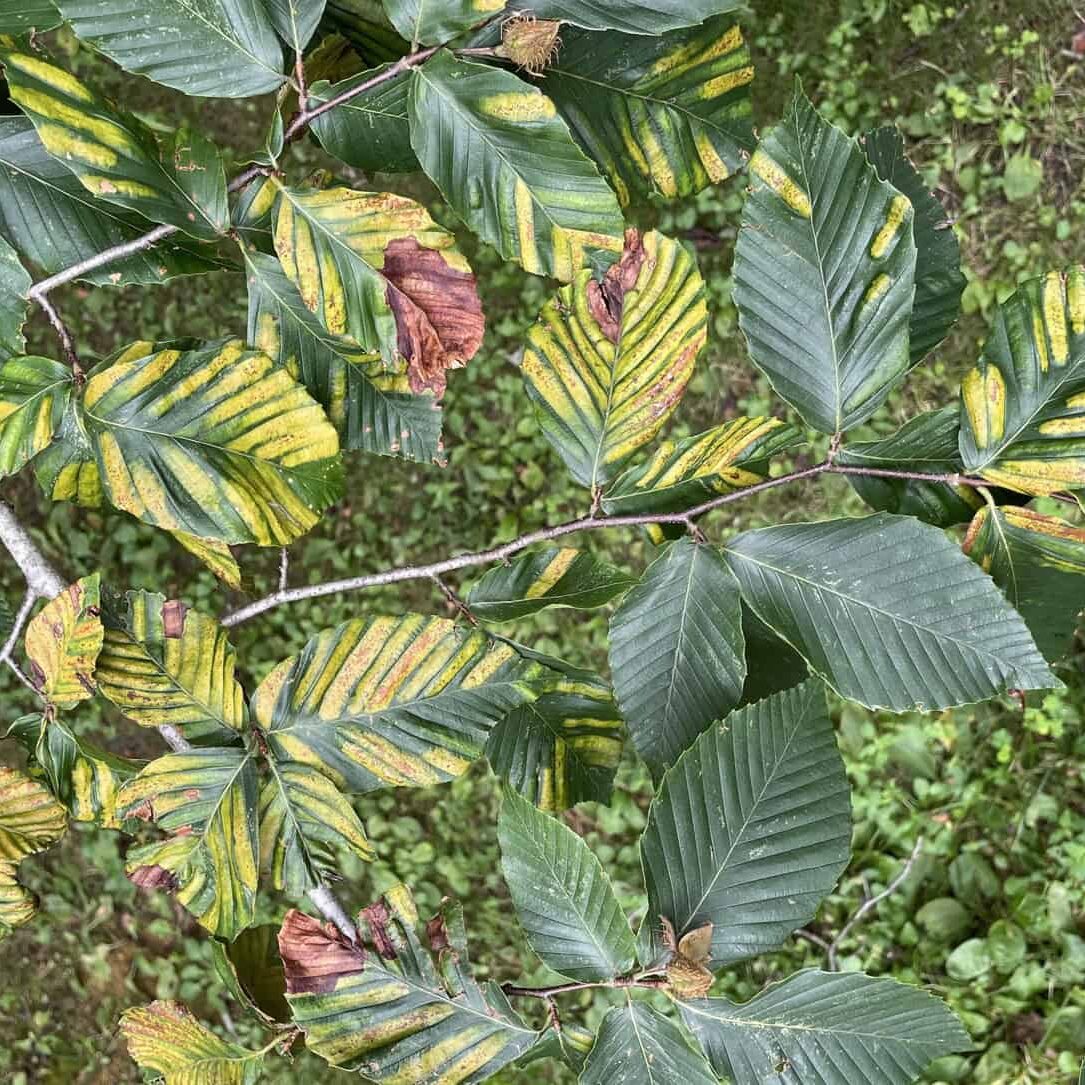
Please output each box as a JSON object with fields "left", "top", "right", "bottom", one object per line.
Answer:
{"left": 0, "top": 3, "right": 1081, "bottom": 1084}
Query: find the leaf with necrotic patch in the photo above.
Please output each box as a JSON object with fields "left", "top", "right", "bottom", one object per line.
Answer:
{"left": 25, "top": 573, "right": 103, "bottom": 709}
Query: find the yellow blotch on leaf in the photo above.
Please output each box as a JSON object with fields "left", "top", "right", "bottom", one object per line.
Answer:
{"left": 1043, "top": 271, "right": 1069, "bottom": 366}
{"left": 749, "top": 149, "right": 810, "bottom": 218}
{"left": 870, "top": 195, "right": 911, "bottom": 259}
{"left": 480, "top": 91, "right": 556, "bottom": 123}
{"left": 961, "top": 365, "right": 1006, "bottom": 450}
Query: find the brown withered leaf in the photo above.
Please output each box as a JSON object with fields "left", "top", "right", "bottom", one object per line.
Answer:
{"left": 278, "top": 909, "right": 365, "bottom": 995}
{"left": 383, "top": 237, "right": 484, "bottom": 397}
{"left": 586, "top": 228, "right": 647, "bottom": 343}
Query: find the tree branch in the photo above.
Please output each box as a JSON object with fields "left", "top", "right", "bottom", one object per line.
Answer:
{"left": 502, "top": 976, "right": 669, "bottom": 1000}
{"left": 0, "top": 501, "right": 65, "bottom": 597}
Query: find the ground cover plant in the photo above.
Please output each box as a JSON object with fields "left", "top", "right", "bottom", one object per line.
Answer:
{"left": 0, "top": 2, "right": 1082, "bottom": 1083}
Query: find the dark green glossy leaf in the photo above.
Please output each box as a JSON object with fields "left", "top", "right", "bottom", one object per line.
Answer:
{"left": 0, "top": 1, "right": 60, "bottom": 33}
{"left": 382, "top": 0, "right": 504, "bottom": 46}
{"left": 323, "top": 0, "right": 409, "bottom": 64}
{"left": 0, "top": 234, "right": 30, "bottom": 360}
{"left": 739, "top": 605, "right": 807, "bottom": 706}
{"left": 212, "top": 925, "right": 290, "bottom": 1026}
{"left": 265, "top": 0, "right": 326, "bottom": 52}
{"left": 524, "top": 0, "right": 741, "bottom": 33}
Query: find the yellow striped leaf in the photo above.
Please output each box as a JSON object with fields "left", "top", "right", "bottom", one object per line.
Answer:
{"left": 603, "top": 416, "right": 801, "bottom": 517}
{"left": 542, "top": 17, "right": 754, "bottom": 207}
{"left": 959, "top": 266, "right": 1085, "bottom": 495}
{"left": 259, "top": 761, "right": 373, "bottom": 898}
{"left": 0, "top": 231, "right": 30, "bottom": 358}
{"left": 522, "top": 229, "right": 706, "bottom": 488}
{"left": 467, "top": 548, "right": 634, "bottom": 622}
{"left": 25, "top": 573, "right": 103, "bottom": 709}
{"left": 3, "top": 52, "right": 228, "bottom": 239}
{"left": 119, "top": 747, "right": 259, "bottom": 940}
{"left": 409, "top": 51, "right": 625, "bottom": 282}
{"left": 96, "top": 590, "right": 246, "bottom": 744}
{"left": 0, "top": 355, "right": 72, "bottom": 478}
{"left": 171, "top": 532, "right": 244, "bottom": 591}
{"left": 0, "top": 764, "right": 67, "bottom": 939}
{"left": 272, "top": 183, "right": 483, "bottom": 394}
{"left": 81, "top": 338, "right": 343, "bottom": 546}
{"left": 251, "top": 614, "right": 551, "bottom": 794}
{"left": 121, "top": 1000, "right": 267, "bottom": 1084}
{"left": 280, "top": 889, "right": 539, "bottom": 1079}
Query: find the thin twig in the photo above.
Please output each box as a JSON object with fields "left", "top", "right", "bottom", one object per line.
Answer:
{"left": 33, "top": 293, "right": 82, "bottom": 376}
{"left": 827, "top": 836, "right": 925, "bottom": 970}
{"left": 502, "top": 976, "right": 669, "bottom": 999}
{"left": 430, "top": 574, "right": 478, "bottom": 626}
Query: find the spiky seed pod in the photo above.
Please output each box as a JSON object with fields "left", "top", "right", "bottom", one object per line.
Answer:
{"left": 497, "top": 14, "right": 561, "bottom": 76}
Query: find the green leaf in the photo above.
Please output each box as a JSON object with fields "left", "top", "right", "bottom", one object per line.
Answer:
{"left": 724, "top": 513, "right": 1055, "bottom": 711}
{"left": 0, "top": 764, "right": 67, "bottom": 939}
{"left": 280, "top": 889, "right": 538, "bottom": 1079}
{"left": 581, "top": 1003, "right": 717, "bottom": 1085}
{"left": 680, "top": 970, "right": 971, "bottom": 1085}
{"left": 0, "top": 118, "right": 221, "bottom": 287}
{"left": 9, "top": 713, "right": 139, "bottom": 829}
{"left": 382, "top": 0, "right": 504, "bottom": 46}
{"left": 264, "top": 0, "right": 326, "bottom": 52}
{"left": 639, "top": 680, "right": 850, "bottom": 969}
{"left": 1003, "top": 152, "right": 1043, "bottom": 202}
{"left": 82, "top": 338, "right": 343, "bottom": 545}
{"left": 409, "top": 51, "right": 625, "bottom": 281}
{"left": 0, "top": 1, "right": 61, "bottom": 33}
{"left": 95, "top": 590, "right": 245, "bottom": 744}
{"left": 836, "top": 406, "right": 995, "bottom": 527}
{"left": 964, "top": 506, "right": 1085, "bottom": 661}
{"left": 120, "top": 1000, "right": 267, "bottom": 1084}
{"left": 522, "top": 230, "right": 706, "bottom": 489}
{"left": 25, "top": 573, "right": 104, "bottom": 709}
{"left": 498, "top": 789, "right": 635, "bottom": 981}
{"left": 252, "top": 614, "right": 551, "bottom": 793}
{"left": 245, "top": 250, "right": 442, "bottom": 462}
{"left": 119, "top": 747, "right": 259, "bottom": 939}
{"left": 0, "top": 356, "right": 72, "bottom": 478}
{"left": 0, "top": 233, "right": 30, "bottom": 360}
{"left": 3, "top": 53, "right": 228, "bottom": 240}
{"left": 959, "top": 266, "right": 1085, "bottom": 495}
{"left": 733, "top": 86, "right": 917, "bottom": 433}
{"left": 602, "top": 417, "right": 801, "bottom": 518}
{"left": 523, "top": 0, "right": 741, "bottom": 33}
{"left": 57, "top": 0, "right": 285, "bottom": 98}
{"left": 272, "top": 182, "right": 483, "bottom": 394}
{"left": 739, "top": 606, "right": 807, "bottom": 706}
{"left": 259, "top": 760, "right": 373, "bottom": 898}
{"left": 324, "top": 0, "right": 409, "bottom": 64}
{"left": 862, "top": 125, "right": 965, "bottom": 364}
{"left": 610, "top": 538, "right": 744, "bottom": 774}
{"left": 467, "top": 548, "right": 633, "bottom": 622}
{"left": 308, "top": 62, "right": 416, "bottom": 172}
{"left": 211, "top": 925, "right": 290, "bottom": 1026}
{"left": 486, "top": 664, "right": 623, "bottom": 812}
{"left": 542, "top": 17, "right": 753, "bottom": 207}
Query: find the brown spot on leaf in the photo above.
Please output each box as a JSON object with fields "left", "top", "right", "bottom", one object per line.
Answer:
{"left": 129, "top": 865, "right": 179, "bottom": 893}
{"left": 162, "top": 599, "right": 188, "bottom": 638}
{"left": 128, "top": 799, "right": 156, "bottom": 822}
{"left": 183, "top": 788, "right": 200, "bottom": 800}
{"left": 426, "top": 914, "right": 450, "bottom": 955}
{"left": 587, "top": 229, "right": 647, "bottom": 343}
{"left": 361, "top": 900, "right": 397, "bottom": 960}
{"left": 382, "top": 238, "right": 484, "bottom": 397}
{"left": 279, "top": 910, "right": 365, "bottom": 995}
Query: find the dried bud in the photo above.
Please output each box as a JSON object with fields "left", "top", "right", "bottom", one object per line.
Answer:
{"left": 497, "top": 15, "right": 561, "bottom": 76}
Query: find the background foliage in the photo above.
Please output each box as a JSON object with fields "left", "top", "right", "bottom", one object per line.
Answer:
{"left": 0, "top": 0, "right": 1082, "bottom": 1082}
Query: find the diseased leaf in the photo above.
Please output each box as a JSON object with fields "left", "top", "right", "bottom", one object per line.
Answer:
{"left": 96, "top": 590, "right": 245, "bottom": 744}
{"left": 680, "top": 970, "right": 971, "bottom": 1085}
{"left": 602, "top": 417, "right": 801, "bottom": 518}
{"left": 82, "top": 338, "right": 343, "bottom": 546}
{"left": 734, "top": 86, "right": 917, "bottom": 433}
{"left": 725, "top": 513, "right": 1056, "bottom": 711}
{"left": 609, "top": 538, "right": 745, "bottom": 774}
{"left": 522, "top": 230, "right": 707, "bottom": 489}
{"left": 959, "top": 266, "right": 1085, "bottom": 495}
{"left": 640, "top": 680, "right": 850, "bottom": 970}
{"left": 964, "top": 506, "right": 1085, "bottom": 661}
{"left": 259, "top": 761, "right": 373, "bottom": 898}
{"left": 211, "top": 925, "right": 290, "bottom": 1026}
{"left": 382, "top": 0, "right": 504, "bottom": 47}
{"left": 121, "top": 1000, "right": 267, "bottom": 1084}
{"left": 521, "top": 0, "right": 741, "bottom": 33}
{"left": 281, "top": 888, "right": 538, "bottom": 1079}
{"left": 3, "top": 53, "right": 228, "bottom": 240}
{"left": 252, "top": 614, "right": 551, "bottom": 793}
{"left": 543, "top": 17, "right": 754, "bottom": 207}
{"left": 273, "top": 184, "right": 483, "bottom": 394}
{"left": 0, "top": 356, "right": 72, "bottom": 478}
{"left": 171, "top": 532, "right": 244, "bottom": 591}
{"left": 0, "top": 764, "right": 67, "bottom": 939}
{"left": 119, "top": 747, "right": 259, "bottom": 940}
{"left": 246, "top": 250, "right": 443, "bottom": 462}
{"left": 499, "top": 789, "right": 635, "bottom": 981}
{"left": 409, "top": 51, "right": 625, "bottom": 281}
{"left": 308, "top": 62, "right": 416, "bottom": 172}
{"left": 863, "top": 125, "right": 965, "bottom": 364}
{"left": 57, "top": 0, "right": 285, "bottom": 98}
{"left": 0, "top": 118, "right": 221, "bottom": 288}
{"left": 25, "top": 573, "right": 104, "bottom": 709}
{"left": 0, "top": 233, "right": 31, "bottom": 360}
{"left": 467, "top": 548, "right": 633, "bottom": 622}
